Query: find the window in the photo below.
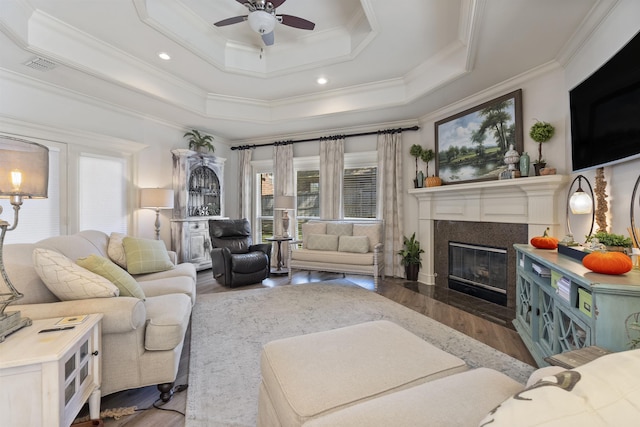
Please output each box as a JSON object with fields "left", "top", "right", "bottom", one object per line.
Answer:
{"left": 343, "top": 166, "right": 377, "bottom": 219}
{"left": 1, "top": 145, "right": 61, "bottom": 243}
{"left": 78, "top": 154, "right": 127, "bottom": 234}
{"left": 343, "top": 152, "right": 377, "bottom": 219}
{"left": 256, "top": 172, "right": 274, "bottom": 239}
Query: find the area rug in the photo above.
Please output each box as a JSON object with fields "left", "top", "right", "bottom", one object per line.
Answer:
{"left": 185, "top": 280, "right": 534, "bottom": 427}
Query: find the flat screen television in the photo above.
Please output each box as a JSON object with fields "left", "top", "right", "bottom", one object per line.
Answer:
{"left": 569, "top": 30, "right": 640, "bottom": 172}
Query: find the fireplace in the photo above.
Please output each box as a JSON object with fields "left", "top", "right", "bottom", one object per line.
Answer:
{"left": 410, "top": 175, "right": 568, "bottom": 313}
{"left": 448, "top": 242, "right": 508, "bottom": 306}
{"left": 435, "top": 220, "right": 527, "bottom": 310}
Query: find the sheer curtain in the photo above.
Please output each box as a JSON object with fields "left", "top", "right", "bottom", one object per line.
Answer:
{"left": 319, "top": 137, "right": 344, "bottom": 219}
{"left": 238, "top": 149, "right": 252, "bottom": 221}
{"left": 273, "top": 142, "right": 294, "bottom": 238}
{"left": 377, "top": 132, "right": 405, "bottom": 278}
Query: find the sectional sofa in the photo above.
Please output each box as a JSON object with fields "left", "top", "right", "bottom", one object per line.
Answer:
{"left": 4, "top": 230, "right": 196, "bottom": 401}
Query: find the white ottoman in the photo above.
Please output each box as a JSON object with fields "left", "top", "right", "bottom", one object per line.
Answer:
{"left": 257, "top": 320, "right": 468, "bottom": 427}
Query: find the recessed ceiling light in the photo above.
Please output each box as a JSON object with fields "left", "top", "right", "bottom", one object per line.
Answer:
{"left": 158, "top": 52, "right": 171, "bottom": 60}
{"left": 317, "top": 77, "right": 328, "bottom": 85}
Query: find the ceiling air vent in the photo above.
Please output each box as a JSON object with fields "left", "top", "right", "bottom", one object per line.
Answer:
{"left": 23, "top": 57, "right": 58, "bottom": 71}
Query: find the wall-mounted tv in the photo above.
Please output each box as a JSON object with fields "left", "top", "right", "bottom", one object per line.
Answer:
{"left": 569, "top": 31, "right": 640, "bottom": 172}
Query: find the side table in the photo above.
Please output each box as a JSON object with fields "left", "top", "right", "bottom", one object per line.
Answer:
{"left": 544, "top": 345, "right": 612, "bottom": 369}
{"left": 0, "top": 314, "right": 103, "bottom": 427}
{"left": 266, "top": 236, "right": 293, "bottom": 275}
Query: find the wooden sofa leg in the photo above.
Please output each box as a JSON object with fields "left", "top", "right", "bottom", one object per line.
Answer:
{"left": 158, "top": 382, "right": 174, "bottom": 402}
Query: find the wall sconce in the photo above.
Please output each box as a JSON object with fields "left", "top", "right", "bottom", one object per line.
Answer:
{"left": 0, "top": 137, "right": 49, "bottom": 341}
{"left": 566, "top": 174, "right": 595, "bottom": 242}
{"left": 140, "top": 188, "right": 174, "bottom": 240}
{"left": 274, "top": 195, "right": 296, "bottom": 238}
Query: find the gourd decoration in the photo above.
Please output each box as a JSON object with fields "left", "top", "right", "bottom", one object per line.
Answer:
{"left": 582, "top": 251, "right": 633, "bottom": 275}
{"left": 426, "top": 176, "right": 442, "bottom": 187}
{"left": 530, "top": 227, "right": 559, "bottom": 249}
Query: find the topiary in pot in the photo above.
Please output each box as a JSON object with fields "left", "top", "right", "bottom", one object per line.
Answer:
{"left": 410, "top": 144, "right": 424, "bottom": 188}
{"left": 529, "top": 120, "right": 554, "bottom": 175}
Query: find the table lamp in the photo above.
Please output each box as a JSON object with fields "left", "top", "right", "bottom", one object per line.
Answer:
{"left": 140, "top": 188, "right": 174, "bottom": 240}
{"left": 0, "top": 136, "right": 49, "bottom": 342}
{"left": 274, "top": 195, "right": 295, "bottom": 238}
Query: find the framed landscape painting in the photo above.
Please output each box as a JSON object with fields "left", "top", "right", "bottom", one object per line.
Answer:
{"left": 435, "top": 89, "right": 523, "bottom": 184}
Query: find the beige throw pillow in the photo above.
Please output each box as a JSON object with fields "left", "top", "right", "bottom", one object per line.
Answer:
{"left": 32, "top": 248, "right": 119, "bottom": 301}
{"left": 338, "top": 235, "right": 370, "bottom": 253}
{"left": 306, "top": 234, "right": 339, "bottom": 251}
{"left": 76, "top": 254, "right": 146, "bottom": 299}
{"left": 107, "top": 232, "right": 127, "bottom": 268}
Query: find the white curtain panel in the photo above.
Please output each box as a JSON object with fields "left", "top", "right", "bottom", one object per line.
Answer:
{"left": 239, "top": 149, "right": 252, "bottom": 221}
{"left": 377, "top": 132, "right": 405, "bottom": 278}
{"left": 273, "top": 143, "right": 294, "bottom": 238}
{"left": 319, "top": 137, "right": 344, "bottom": 219}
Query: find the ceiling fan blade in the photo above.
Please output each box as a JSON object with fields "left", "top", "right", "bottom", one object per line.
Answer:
{"left": 262, "top": 31, "right": 275, "bottom": 46}
{"left": 270, "top": 0, "right": 287, "bottom": 7}
{"left": 214, "top": 15, "right": 248, "bottom": 27}
{"left": 278, "top": 14, "right": 315, "bottom": 30}
{"left": 235, "top": 0, "right": 249, "bottom": 5}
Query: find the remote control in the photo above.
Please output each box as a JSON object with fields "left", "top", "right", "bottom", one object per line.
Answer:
{"left": 38, "top": 326, "right": 75, "bottom": 333}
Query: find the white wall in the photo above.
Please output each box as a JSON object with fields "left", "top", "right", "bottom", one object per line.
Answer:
{"left": 2, "top": 0, "right": 638, "bottom": 252}
{"left": 563, "top": 0, "right": 640, "bottom": 240}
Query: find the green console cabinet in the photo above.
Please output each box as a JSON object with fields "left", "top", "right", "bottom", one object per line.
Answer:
{"left": 514, "top": 244, "right": 640, "bottom": 367}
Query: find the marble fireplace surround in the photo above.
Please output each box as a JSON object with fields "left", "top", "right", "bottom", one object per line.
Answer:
{"left": 409, "top": 175, "right": 569, "bottom": 289}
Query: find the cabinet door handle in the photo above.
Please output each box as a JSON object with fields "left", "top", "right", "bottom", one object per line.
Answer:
{"left": 92, "top": 351, "right": 99, "bottom": 356}
{"left": 527, "top": 305, "right": 532, "bottom": 313}
{"left": 536, "top": 308, "right": 540, "bottom": 316}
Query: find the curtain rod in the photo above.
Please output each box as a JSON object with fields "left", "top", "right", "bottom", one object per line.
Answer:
{"left": 231, "top": 125, "right": 420, "bottom": 151}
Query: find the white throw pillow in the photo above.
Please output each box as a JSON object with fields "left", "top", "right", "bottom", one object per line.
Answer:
{"left": 107, "top": 232, "right": 127, "bottom": 268}
{"left": 32, "top": 248, "right": 120, "bottom": 301}
{"left": 479, "top": 349, "right": 640, "bottom": 426}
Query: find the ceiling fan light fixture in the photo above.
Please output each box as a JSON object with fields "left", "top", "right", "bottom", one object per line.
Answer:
{"left": 248, "top": 10, "right": 275, "bottom": 34}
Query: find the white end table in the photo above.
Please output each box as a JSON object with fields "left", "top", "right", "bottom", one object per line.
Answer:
{"left": 0, "top": 313, "right": 103, "bottom": 427}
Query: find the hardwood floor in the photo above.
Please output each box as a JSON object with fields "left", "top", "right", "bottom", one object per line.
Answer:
{"left": 80, "top": 271, "right": 535, "bottom": 427}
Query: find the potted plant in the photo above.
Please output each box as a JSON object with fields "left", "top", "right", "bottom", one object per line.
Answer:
{"left": 410, "top": 144, "right": 424, "bottom": 188}
{"left": 184, "top": 129, "right": 215, "bottom": 153}
{"left": 586, "top": 231, "right": 633, "bottom": 254}
{"left": 397, "top": 232, "right": 424, "bottom": 281}
{"left": 529, "top": 120, "right": 554, "bottom": 175}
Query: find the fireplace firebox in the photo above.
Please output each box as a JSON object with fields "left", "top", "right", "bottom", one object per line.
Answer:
{"left": 448, "top": 242, "right": 508, "bottom": 306}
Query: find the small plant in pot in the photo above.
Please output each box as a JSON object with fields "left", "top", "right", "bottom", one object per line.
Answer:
{"left": 529, "top": 120, "right": 554, "bottom": 175}
{"left": 398, "top": 232, "right": 424, "bottom": 281}
{"left": 421, "top": 148, "right": 441, "bottom": 187}
{"left": 586, "top": 231, "right": 633, "bottom": 254}
{"left": 184, "top": 129, "right": 215, "bottom": 153}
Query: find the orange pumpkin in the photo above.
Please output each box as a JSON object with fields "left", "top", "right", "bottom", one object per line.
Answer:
{"left": 583, "top": 251, "right": 633, "bottom": 275}
{"left": 530, "top": 228, "right": 559, "bottom": 249}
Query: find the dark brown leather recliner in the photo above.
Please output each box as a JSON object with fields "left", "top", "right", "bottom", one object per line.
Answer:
{"left": 208, "top": 218, "right": 272, "bottom": 287}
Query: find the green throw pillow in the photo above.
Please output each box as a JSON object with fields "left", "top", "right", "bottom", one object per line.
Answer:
{"left": 338, "top": 235, "right": 370, "bottom": 253}
{"left": 122, "top": 237, "right": 174, "bottom": 275}
{"left": 76, "top": 254, "right": 146, "bottom": 299}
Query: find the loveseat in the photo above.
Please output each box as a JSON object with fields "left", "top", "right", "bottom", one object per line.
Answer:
{"left": 258, "top": 320, "right": 640, "bottom": 426}
{"left": 4, "top": 230, "right": 196, "bottom": 401}
{"left": 287, "top": 220, "right": 384, "bottom": 289}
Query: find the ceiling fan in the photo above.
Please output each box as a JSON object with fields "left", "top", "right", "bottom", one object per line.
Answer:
{"left": 214, "top": 0, "right": 315, "bottom": 46}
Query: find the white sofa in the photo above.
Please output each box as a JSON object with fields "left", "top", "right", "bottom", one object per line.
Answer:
{"left": 4, "top": 230, "right": 196, "bottom": 401}
{"left": 287, "top": 220, "right": 384, "bottom": 289}
{"left": 258, "top": 320, "right": 640, "bottom": 426}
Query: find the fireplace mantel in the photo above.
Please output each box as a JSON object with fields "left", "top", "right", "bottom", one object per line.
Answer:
{"left": 409, "top": 175, "right": 569, "bottom": 285}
